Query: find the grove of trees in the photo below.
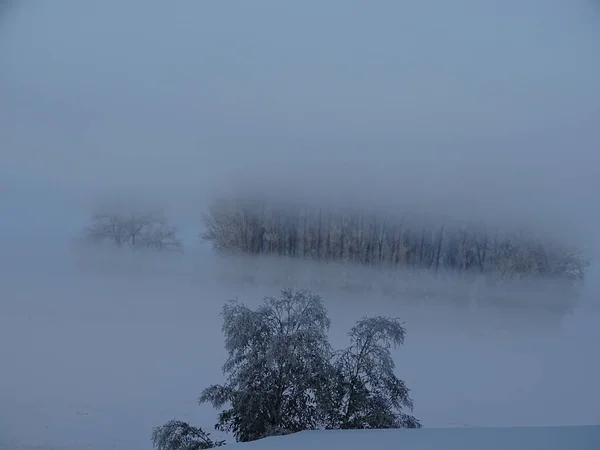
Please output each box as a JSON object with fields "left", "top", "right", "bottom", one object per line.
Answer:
{"left": 153, "top": 289, "right": 419, "bottom": 449}
{"left": 202, "top": 199, "right": 588, "bottom": 281}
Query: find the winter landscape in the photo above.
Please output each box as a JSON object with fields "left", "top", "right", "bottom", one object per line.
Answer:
{"left": 2, "top": 1, "right": 600, "bottom": 449}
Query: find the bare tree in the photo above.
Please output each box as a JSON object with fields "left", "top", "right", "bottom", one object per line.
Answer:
{"left": 85, "top": 208, "right": 183, "bottom": 252}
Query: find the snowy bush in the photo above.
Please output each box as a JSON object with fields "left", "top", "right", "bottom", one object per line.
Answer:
{"left": 151, "top": 420, "right": 225, "bottom": 450}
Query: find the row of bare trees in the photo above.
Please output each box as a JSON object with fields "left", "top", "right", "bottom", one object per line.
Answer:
{"left": 202, "top": 200, "right": 588, "bottom": 281}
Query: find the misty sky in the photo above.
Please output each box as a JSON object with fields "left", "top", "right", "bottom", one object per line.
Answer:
{"left": 2, "top": 4, "right": 600, "bottom": 446}
{"left": 1, "top": 0, "right": 599, "bottom": 243}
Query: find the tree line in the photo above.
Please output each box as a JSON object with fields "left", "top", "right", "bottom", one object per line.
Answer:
{"left": 202, "top": 199, "right": 588, "bottom": 281}
{"left": 79, "top": 198, "right": 589, "bottom": 282}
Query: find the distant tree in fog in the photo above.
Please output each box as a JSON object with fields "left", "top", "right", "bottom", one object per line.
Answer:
{"left": 85, "top": 208, "right": 183, "bottom": 252}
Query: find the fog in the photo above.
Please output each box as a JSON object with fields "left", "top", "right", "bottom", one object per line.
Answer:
{"left": 1, "top": 1, "right": 600, "bottom": 448}
{"left": 1, "top": 244, "right": 599, "bottom": 449}
{"left": 2, "top": 1, "right": 600, "bottom": 238}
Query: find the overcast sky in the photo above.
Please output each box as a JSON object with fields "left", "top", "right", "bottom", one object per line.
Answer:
{"left": 1, "top": 0, "right": 599, "bottom": 243}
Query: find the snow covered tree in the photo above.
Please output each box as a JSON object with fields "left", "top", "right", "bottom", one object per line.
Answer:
{"left": 151, "top": 420, "right": 224, "bottom": 450}
{"left": 181, "top": 290, "right": 420, "bottom": 444}
{"left": 199, "top": 289, "right": 334, "bottom": 442}
{"left": 324, "top": 316, "right": 421, "bottom": 430}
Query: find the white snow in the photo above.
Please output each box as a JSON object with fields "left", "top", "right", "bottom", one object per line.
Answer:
{"left": 230, "top": 427, "right": 600, "bottom": 450}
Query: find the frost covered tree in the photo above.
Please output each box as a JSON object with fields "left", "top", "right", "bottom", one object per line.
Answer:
{"left": 156, "top": 289, "right": 420, "bottom": 444}
{"left": 324, "top": 317, "right": 421, "bottom": 429}
{"left": 199, "top": 289, "right": 334, "bottom": 442}
{"left": 152, "top": 420, "right": 224, "bottom": 450}
{"left": 195, "top": 289, "right": 420, "bottom": 443}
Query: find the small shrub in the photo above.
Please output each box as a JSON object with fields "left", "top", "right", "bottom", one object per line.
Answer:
{"left": 152, "top": 420, "right": 225, "bottom": 450}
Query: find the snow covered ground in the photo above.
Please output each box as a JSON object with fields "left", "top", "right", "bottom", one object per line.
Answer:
{"left": 1, "top": 240, "right": 599, "bottom": 449}
{"left": 231, "top": 426, "right": 600, "bottom": 450}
